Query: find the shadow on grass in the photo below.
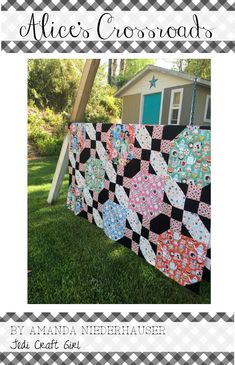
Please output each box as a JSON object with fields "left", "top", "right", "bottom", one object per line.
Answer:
{"left": 28, "top": 157, "right": 59, "bottom": 185}
{"left": 28, "top": 158, "right": 211, "bottom": 304}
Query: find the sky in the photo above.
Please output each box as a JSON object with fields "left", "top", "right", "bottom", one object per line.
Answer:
{"left": 101, "top": 58, "right": 177, "bottom": 71}
{"left": 157, "top": 58, "right": 177, "bottom": 69}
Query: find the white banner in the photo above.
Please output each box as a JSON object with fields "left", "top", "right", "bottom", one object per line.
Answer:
{"left": 0, "top": 318, "right": 233, "bottom": 352}
{"left": 1, "top": 11, "right": 235, "bottom": 41}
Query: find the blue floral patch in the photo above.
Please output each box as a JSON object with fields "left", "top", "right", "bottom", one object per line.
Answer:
{"left": 67, "top": 183, "right": 83, "bottom": 215}
{"left": 69, "top": 123, "right": 85, "bottom": 154}
{"left": 103, "top": 200, "right": 127, "bottom": 241}
{"left": 107, "top": 124, "right": 135, "bottom": 165}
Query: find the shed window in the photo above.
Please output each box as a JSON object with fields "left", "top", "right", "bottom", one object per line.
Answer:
{"left": 168, "top": 89, "right": 183, "bottom": 125}
{"left": 204, "top": 95, "right": 211, "bottom": 123}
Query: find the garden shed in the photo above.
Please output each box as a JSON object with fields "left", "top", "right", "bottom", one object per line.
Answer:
{"left": 114, "top": 65, "right": 211, "bottom": 126}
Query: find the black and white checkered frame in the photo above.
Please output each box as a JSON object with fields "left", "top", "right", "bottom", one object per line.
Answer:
{"left": 2, "top": 41, "right": 235, "bottom": 53}
{"left": 0, "top": 352, "right": 234, "bottom": 365}
{"left": 0, "top": 312, "right": 233, "bottom": 322}
{"left": 1, "top": 0, "right": 235, "bottom": 53}
{"left": 1, "top": 0, "right": 235, "bottom": 11}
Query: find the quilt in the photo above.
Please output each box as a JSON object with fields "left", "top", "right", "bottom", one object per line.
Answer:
{"left": 67, "top": 123, "right": 211, "bottom": 292}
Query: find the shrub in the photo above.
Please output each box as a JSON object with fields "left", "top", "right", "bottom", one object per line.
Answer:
{"left": 28, "top": 105, "right": 65, "bottom": 156}
{"left": 28, "top": 59, "right": 85, "bottom": 112}
{"left": 28, "top": 60, "right": 122, "bottom": 156}
{"left": 85, "top": 84, "right": 121, "bottom": 123}
{"left": 35, "top": 134, "right": 63, "bottom": 156}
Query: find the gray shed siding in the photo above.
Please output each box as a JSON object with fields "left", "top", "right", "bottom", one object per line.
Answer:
{"left": 194, "top": 85, "right": 211, "bottom": 125}
{"left": 122, "top": 93, "right": 141, "bottom": 124}
{"left": 161, "top": 84, "right": 193, "bottom": 125}
{"left": 161, "top": 84, "right": 210, "bottom": 126}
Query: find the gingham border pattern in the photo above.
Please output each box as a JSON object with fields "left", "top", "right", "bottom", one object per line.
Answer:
{"left": 0, "top": 313, "right": 233, "bottom": 322}
{"left": 2, "top": 40, "right": 235, "bottom": 53}
{"left": 0, "top": 353, "right": 234, "bottom": 365}
{"left": 1, "top": 0, "right": 235, "bottom": 11}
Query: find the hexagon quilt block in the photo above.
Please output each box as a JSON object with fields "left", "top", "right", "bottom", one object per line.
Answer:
{"left": 167, "top": 126, "right": 211, "bottom": 187}
{"left": 107, "top": 124, "right": 135, "bottom": 166}
{"left": 85, "top": 157, "right": 105, "bottom": 192}
{"left": 67, "top": 183, "right": 83, "bottom": 215}
{"left": 67, "top": 123, "right": 211, "bottom": 293}
{"left": 156, "top": 230, "right": 207, "bottom": 286}
{"left": 69, "top": 123, "right": 85, "bottom": 154}
{"left": 103, "top": 200, "right": 127, "bottom": 241}
{"left": 128, "top": 171, "right": 166, "bottom": 219}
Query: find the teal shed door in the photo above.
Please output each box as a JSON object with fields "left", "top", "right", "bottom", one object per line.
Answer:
{"left": 142, "top": 92, "right": 161, "bottom": 125}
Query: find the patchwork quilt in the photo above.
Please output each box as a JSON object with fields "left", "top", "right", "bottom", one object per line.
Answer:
{"left": 67, "top": 123, "right": 211, "bottom": 293}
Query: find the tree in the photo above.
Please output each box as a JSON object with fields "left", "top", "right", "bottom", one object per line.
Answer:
{"left": 108, "top": 59, "right": 112, "bottom": 85}
{"left": 28, "top": 59, "right": 121, "bottom": 124}
{"left": 116, "top": 59, "right": 156, "bottom": 87}
{"left": 85, "top": 63, "right": 122, "bottom": 122}
{"left": 28, "top": 59, "right": 122, "bottom": 155}
{"left": 173, "top": 59, "right": 211, "bottom": 80}
{"left": 112, "top": 59, "right": 118, "bottom": 82}
{"left": 120, "top": 59, "right": 126, "bottom": 74}
{"left": 28, "top": 59, "right": 85, "bottom": 112}
{"left": 108, "top": 59, "right": 118, "bottom": 85}
{"left": 184, "top": 59, "right": 211, "bottom": 80}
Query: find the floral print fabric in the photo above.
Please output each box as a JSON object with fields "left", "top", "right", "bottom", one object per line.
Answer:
{"left": 103, "top": 200, "right": 127, "bottom": 241}
{"left": 69, "top": 123, "right": 85, "bottom": 153}
{"left": 156, "top": 230, "right": 207, "bottom": 286}
{"left": 66, "top": 183, "right": 83, "bottom": 215}
{"left": 67, "top": 123, "right": 211, "bottom": 291}
{"left": 168, "top": 127, "right": 211, "bottom": 187}
{"left": 128, "top": 171, "right": 166, "bottom": 219}
{"left": 85, "top": 157, "right": 105, "bottom": 192}
{"left": 107, "top": 124, "right": 135, "bottom": 165}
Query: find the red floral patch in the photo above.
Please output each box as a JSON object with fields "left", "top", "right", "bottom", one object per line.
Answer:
{"left": 156, "top": 230, "right": 207, "bottom": 286}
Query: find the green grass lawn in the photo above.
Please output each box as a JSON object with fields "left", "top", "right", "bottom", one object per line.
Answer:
{"left": 28, "top": 157, "right": 211, "bottom": 304}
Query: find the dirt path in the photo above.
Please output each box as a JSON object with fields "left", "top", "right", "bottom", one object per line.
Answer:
{"left": 28, "top": 142, "right": 39, "bottom": 160}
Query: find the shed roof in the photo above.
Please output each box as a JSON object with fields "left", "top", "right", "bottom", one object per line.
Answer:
{"left": 114, "top": 65, "right": 211, "bottom": 97}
